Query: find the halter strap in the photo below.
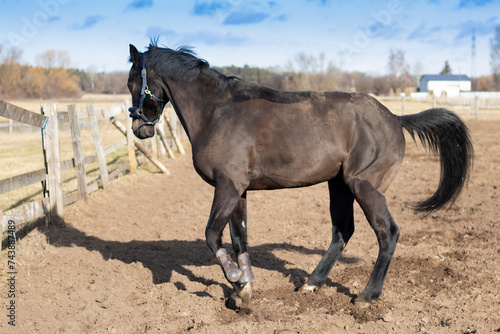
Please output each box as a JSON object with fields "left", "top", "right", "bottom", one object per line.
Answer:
{"left": 128, "top": 53, "right": 167, "bottom": 130}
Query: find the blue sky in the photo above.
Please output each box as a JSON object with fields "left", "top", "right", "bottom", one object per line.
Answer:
{"left": 0, "top": 0, "right": 499, "bottom": 77}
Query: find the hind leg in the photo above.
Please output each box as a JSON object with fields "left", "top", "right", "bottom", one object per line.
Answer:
{"left": 228, "top": 191, "right": 255, "bottom": 304}
{"left": 346, "top": 177, "right": 400, "bottom": 304}
{"left": 302, "top": 175, "right": 355, "bottom": 292}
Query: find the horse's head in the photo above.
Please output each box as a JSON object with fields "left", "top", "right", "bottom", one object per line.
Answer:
{"left": 128, "top": 44, "right": 169, "bottom": 139}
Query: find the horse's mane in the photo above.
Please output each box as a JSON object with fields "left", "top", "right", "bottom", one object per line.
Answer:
{"left": 144, "top": 42, "right": 233, "bottom": 92}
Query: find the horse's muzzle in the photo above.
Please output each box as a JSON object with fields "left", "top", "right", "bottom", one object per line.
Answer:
{"left": 132, "top": 119, "right": 155, "bottom": 139}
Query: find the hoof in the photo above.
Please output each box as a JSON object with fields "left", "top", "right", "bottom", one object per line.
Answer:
{"left": 230, "top": 292, "right": 244, "bottom": 308}
{"left": 232, "top": 280, "right": 253, "bottom": 305}
{"left": 236, "top": 282, "right": 253, "bottom": 305}
{"left": 300, "top": 283, "right": 319, "bottom": 293}
{"left": 353, "top": 296, "right": 372, "bottom": 309}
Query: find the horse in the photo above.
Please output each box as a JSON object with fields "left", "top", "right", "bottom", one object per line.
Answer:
{"left": 127, "top": 43, "right": 473, "bottom": 307}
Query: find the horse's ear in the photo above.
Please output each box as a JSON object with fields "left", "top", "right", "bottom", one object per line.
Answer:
{"left": 129, "top": 44, "right": 140, "bottom": 66}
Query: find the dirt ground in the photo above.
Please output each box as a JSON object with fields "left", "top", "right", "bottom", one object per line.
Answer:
{"left": 1, "top": 118, "right": 499, "bottom": 333}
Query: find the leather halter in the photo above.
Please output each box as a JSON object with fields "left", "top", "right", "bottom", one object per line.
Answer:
{"left": 128, "top": 53, "right": 166, "bottom": 131}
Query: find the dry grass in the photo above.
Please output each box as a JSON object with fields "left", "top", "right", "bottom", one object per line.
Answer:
{"left": 0, "top": 230, "right": 55, "bottom": 282}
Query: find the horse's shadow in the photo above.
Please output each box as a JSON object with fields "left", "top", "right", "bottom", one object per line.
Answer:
{"left": 39, "top": 223, "right": 358, "bottom": 300}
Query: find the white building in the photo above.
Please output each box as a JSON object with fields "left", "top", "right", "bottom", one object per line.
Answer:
{"left": 419, "top": 74, "right": 471, "bottom": 97}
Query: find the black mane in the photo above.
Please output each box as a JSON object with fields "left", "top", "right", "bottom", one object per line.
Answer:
{"left": 144, "top": 43, "right": 232, "bottom": 92}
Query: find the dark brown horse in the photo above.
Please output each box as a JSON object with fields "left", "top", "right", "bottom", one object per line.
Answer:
{"left": 127, "top": 43, "right": 473, "bottom": 306}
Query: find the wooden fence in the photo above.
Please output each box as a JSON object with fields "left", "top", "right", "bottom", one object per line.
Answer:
{"left": 378, "top": 94, "right": 500, "bottom": 118}
{"left": 0, "top": 100, "right": 184, "bottom": 235}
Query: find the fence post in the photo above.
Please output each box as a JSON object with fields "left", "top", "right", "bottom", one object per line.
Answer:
{"left": 475, "top": 94, "right": 479, "bottom": 119}
{"left": 87, "top": 104, "right": 110, "bottom": 189}
{"left": 401, "top": 92, "right": 406, "bottom": 115}
{"left": 164, "top": 113, "right": 186, "bottom": 155}
{"left": 0, "top": 208, "right": 4, "bottom": 233}
{"left": 43, "top": 103, "right": 64, "bottom": 225}
{"left": 156, "top": 124, "right": 176, "bottom": 160}
{"left": 111, "top": 118, "right": 170, "bottom": 174}
{"left": 151, "top": 132, "right": 158, "bottom": 160}
{"left": 156, "top": 122, "right": 166, "bottom": 156}
{"left": 68, "top": 104, "right": 88, "bottom": 200}
{"left": 40, "top": 108, "right": 49, "bottom": 227}
{"left": 125, "top": 107, "right": 137, "bottom": 174}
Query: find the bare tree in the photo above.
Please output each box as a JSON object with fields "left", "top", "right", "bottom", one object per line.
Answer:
{"left": 36, "top": 50, "right": 71, "bottom": 68}
{"left": 388, "top": 49, "right": 409, "bottom": 78}
{"left": 491, "top": 25, "right": 500, "bottom": 90}
{"left": 87, "top": 65, "right": 99, "bottom": 91}
{"left": 2, "top": 46, "right": 23, "bottom": 65}
{"left": 387, "top": 49, "right": 412, "bottom": 92}
{"left": 294, "top": 52, "right": 326, "bottom": 73}
{"left": 412, "top": 61, "right": 425, "bottom": 87}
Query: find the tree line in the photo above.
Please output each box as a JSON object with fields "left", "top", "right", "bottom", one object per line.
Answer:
{"left": 218, "top": 46, "right": 500, "bottom": 94}
{"left": 1, "top": 27, "right": 500, "bottom": 100}
{"left": 0, "top": 47, "right": 129, "bottom": 99}
{"left": 0, "top": 46, "right": 420, "bottom": 99}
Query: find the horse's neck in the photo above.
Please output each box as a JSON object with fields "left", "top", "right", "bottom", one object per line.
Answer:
{"left": 166, "top": 73, "right": 221, "bottom": 143}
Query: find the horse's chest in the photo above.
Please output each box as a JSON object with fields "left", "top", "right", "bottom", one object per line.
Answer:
{"left": 192, "top": 151, "right": 215, "bottom": 185}
{"left": 192, "top": 140, "right": 230, "bottom": 185}
{"left": 192, "top": 139, "right": 250, "bottom": 187}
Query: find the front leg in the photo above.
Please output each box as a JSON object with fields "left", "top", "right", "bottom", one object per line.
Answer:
{"left": 205, "top": 172, "right": 251, "bottom": 300}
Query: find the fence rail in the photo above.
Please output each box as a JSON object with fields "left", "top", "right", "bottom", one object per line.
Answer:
{"left": 1, "top": 100, "right": 185, "bottom": 235}
{"left": 378, "top": 94, "right": 500, "bottom": 118}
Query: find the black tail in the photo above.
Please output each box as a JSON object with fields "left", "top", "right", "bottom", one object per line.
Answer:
{"left": 398, "top": 108, "right": 473, "bottom": 214}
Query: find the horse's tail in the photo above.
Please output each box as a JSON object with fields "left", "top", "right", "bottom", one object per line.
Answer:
{"left": 397, "top": 108, "right": 473, "bottom": 214}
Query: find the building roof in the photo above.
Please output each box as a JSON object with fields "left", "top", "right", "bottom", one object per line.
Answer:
{"left": 419, "top": 74, "right": 471, "bottom": 91}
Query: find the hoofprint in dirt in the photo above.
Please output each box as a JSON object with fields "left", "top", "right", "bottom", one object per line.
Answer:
{"left": 1, "top": 119, "right": 499, "bottom": 333}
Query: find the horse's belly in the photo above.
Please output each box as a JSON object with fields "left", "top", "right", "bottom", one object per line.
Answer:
{"left": 249, "top": 147, "right": 344, "bottom": 189}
